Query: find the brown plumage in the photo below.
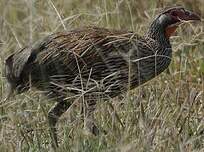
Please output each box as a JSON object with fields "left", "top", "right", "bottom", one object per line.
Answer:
{"left": 4, "top": 6, "right": 200, "bottom": 148}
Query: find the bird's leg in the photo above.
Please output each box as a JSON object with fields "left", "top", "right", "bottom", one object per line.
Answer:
{"left": 48, "top": 101, "right": 71, "bottom": 149}
{"left": 84, "top": 99, "right": 99, "bottom": 135}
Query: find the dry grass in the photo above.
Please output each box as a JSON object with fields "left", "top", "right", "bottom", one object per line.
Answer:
{"left": 0, "top": 0, "right": 204, "bottom": 152}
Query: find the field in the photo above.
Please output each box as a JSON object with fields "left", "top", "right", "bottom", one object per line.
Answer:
{"left": 0, "top": 0, "right": 204, "bottom": 151}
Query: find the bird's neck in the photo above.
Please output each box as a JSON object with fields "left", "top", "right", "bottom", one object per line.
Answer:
{"left": 145, "top": 20, "right": 171, "bottom": 48}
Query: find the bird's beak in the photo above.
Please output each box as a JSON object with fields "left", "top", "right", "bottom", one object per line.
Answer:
{"left": 179, "top": 10, "right": 201, "bottom": 21}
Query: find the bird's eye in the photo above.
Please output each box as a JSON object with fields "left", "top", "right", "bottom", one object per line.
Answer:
{"left": 185, "top": 11, "right": 190, "bottom": 16}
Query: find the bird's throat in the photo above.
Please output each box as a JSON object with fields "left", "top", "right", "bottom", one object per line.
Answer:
{"left": 165, "top": 25, "right": 178, "bottom": 38}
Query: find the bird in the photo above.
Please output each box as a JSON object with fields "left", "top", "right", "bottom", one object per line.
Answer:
{"left": 4, "top": 6, "right": 200, "bottom": 148}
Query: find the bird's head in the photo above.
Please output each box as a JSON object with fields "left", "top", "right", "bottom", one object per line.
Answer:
{"left": 157, "top": 6, "right": 201, "bottom": 38}
{"left": 147, "top": 6, "right": 201, "bottom": 42}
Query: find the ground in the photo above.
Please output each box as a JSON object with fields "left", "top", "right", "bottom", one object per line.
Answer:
{"left": 0, "top": 0, "right": 204, "bottom": 152}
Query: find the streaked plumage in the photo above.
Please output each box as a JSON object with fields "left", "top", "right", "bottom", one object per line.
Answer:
{"left": 4, "top": 6, "right": 200, "bottom": 148}
{"left": 5, "top": 27, "right": 171, "bottom": 99}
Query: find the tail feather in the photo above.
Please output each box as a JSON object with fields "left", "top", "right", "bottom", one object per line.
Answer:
{"left": 4, "top": 54, "right": 15, "bottom": 100}
{"left": 12, "top": 47, "right": 32, "bottom": 79}
{"left": 4, "top": 47, "right": 33, "bottom": 96}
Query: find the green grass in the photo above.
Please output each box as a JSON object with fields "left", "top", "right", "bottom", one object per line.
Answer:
{"left": 0, "top": 0, "right": 204, "bottom": 152}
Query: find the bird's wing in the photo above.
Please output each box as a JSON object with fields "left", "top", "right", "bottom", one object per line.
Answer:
{"left": 31, "top": 27, "right": 139, "bottom": 74}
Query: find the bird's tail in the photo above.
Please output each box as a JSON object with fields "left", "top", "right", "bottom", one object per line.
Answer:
{"left": 3, "top": 47, "right": 33, "bottom": 101}
{"left": 3, "top": 54, "right": 15, "bottom": 102}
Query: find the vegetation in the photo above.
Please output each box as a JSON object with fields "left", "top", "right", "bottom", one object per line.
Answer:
{"left": 0, "top": 0, "right": 203, "bottom": 151}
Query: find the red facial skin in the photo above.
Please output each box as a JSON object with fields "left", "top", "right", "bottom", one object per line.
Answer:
{"left": 165, "top": 26, "right": 177, "bottom": 38}
{"left": 164, "top": 7, "right": 200, "bottom": 38}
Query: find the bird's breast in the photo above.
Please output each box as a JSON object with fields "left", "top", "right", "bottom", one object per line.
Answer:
{"left": 130, "top": 47, "right": 172, "bottom": 88}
